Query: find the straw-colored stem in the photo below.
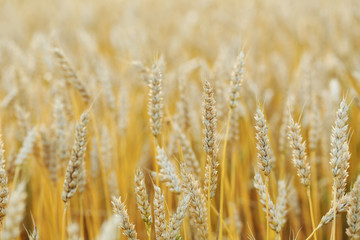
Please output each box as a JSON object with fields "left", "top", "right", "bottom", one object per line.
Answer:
{"left": 310, "top": 150, "right": 320, "bottom": 238}
{"left": 331, "top": 183, "right": 337, "bottom": 240}
{"left": 211, "top": 204, "right": 235, "bottom": 240}
{"left": 307, "top": 187, "right": 317, "bottom": 240}
{"left": 207, "top": 160, "right": 212, "bottom": 240}
{"left": 61, "top": 203, "right": 69, "bottom": 240}
{"left": 306, "top": 223, "right": 323, "bottom": 240}
{"left": 146, "top": 224, "right": 151, "bottom": 240}
{"left": 218, "top": 109, "right": 232, "bottom": 240}
{"left": 275, "top": 233, "right": 281, "bottom": 240}
{"left": 80, "top": 196, "right": 84, "bottom": 239}
{"left": 265, "top": 175, "right": 270, "bottom": 240}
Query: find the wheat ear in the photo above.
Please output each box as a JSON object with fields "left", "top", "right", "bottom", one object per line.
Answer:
{"left": 134, "top": 169, "right": 152, "bottom": 229}
{"left": 112, "top": 196, "right": 139, "bottom": 240}
{"left": 62, "top": 112, "right": 89, "bottom": 203}
{"left": 346, "top": 175, "right": 360, "bottom": 239}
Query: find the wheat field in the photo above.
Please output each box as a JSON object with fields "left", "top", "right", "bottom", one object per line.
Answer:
{"left": 0, "top": 0, "right": 359, "bottom": 239}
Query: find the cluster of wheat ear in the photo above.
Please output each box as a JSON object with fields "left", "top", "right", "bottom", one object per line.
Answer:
{"left": 0, "top": 0, "right": 360, "bottom": 239}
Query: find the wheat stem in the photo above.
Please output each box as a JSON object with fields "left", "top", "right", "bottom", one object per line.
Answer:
{"left": 265, "top": 175, "right": 270, "bottom": 240}
{"left": 307, "top": 187, "right": 317, "bottom": 240}
{"left": 306, "top": 223, "right": 323, "bottom": 240}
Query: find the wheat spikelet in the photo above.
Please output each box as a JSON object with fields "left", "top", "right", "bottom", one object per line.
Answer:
{"left": 175, "top": 129, "right": 200, "bottom": 177}
{"left": 229, "top": 51, "right": 244, "bottom": 109}
{"left": 148, "top": 61, "right": 163, "bottom": 138}
{"left": 279, "top": 95, "right": 294, "bottom": 153}
{"left": 330, "top": 100, "right": 350, "bottom": 202}
{"left": 62, "top": 112, "right": 89, "bottom": 203}
{"left": 288, "top": 115, "right": 311, "bottom": 187}
{"left": 276, "top": 180, "right": 288, "bottom": 229}
{"left": 169, "top": 194, "right": 190, "bottom": 240}
{"left": 78, "top": 160, "right": 86, "bottom": 194}
{"left": 202, "top": 80, "right": 218, "bottom": 160}
{"left": 52, "top": 96, "right": 68, "bottom": 177}
{"left": 134, "top": 169, "right": 152, "bottom": 226}
{"left": 112, "top": 196, "right": 139, "bottom": 240}
{"left": 53, "top": 47, "right": 90, "bottom": 103}
{"left": 320, "top": 194, "right": 351, "bottom": 225}
{"left": 181, "top": 163, "right": 208, "bottom": 239}
{"left": 254, "top": 107, "right": 273, "bottom": 176}
{"left": 153, "top": 185, "right": 168, "bottom": 240}
{"left": 0, "top": 136, "right": 8, "bottom": 227}
{"left": 15, "top": 127, "right": 37, "bottom": 166}
{"left": 154, "top": 146, "right": 182, "bottom": 193}
{"left": 1, "top": 182, "right": 27, "bottom": 240}
{"left": 254, "top": 172, "right": 283, "bottom": 233}
{"left": 346, "top": 176, "right": 360, "bottom": 239}
{"left": 202, "top": 80, "right": 219, "bottom": 199}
